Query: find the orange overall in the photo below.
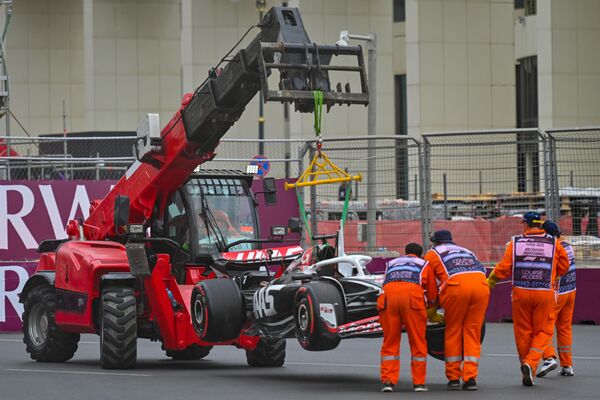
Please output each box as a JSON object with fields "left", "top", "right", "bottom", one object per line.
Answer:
{"left": 379, "top": 255, "right": 437, "bottom": 386}
{"left": 543, "top": 240, "right": 576, "bottom": 367}
{"left": 425, "top": 244, "right": 489, "bottom": 382}
{"left": 492, "top": 228, "right": 569, "bottom": 374}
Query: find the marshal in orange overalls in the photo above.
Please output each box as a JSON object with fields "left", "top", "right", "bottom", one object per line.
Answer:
{"left": 424, "top": 232, "right": 489, "bottom": 385}
{"left": 379, "top": 248, "right": 437, "bottom": 388}
{"left": 491, "top": 224, "right": 569, "bottom": 384}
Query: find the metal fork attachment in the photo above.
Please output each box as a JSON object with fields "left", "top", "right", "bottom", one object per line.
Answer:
{"left": 259, "top": 42, "right": 369, "bottom": 112}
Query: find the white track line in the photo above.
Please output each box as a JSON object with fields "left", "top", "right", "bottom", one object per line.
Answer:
{"left": 486, "top": 353, "right": 600, "bottom": 360}
{"left": 288, "top": 353, "right": 600, "bottom": 368}
{"left": 0, "top": 339, "right": 98, "bottom": 344}
{"left": 287, "top": 362, "right": 379, "bottom": 368}
{"left": 4, "top": 368, "right": 150, "bottom": 377}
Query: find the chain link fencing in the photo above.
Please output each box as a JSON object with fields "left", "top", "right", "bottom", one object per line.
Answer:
{"left": 0, "top": 135, "right": 136, "bottom": 180}
{"left": 547, "top": 128, "right": 600, "bottom": 263}
{"left": 206, "top": 138, "right": 308, "bottom": 180}
{"left": 1, "top": 127, "right": 599, "bottom": 264}
{"left": 423, "top": 129, "right": 550, "bottom": 266}
{"left": 301, "top": 136, "right": 426, "bottom": 258}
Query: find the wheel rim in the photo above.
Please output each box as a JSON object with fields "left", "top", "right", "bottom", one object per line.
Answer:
{"left": 28, "top": 304, "right": 49, "bottom": 347}
{"left": 193, "top": 298, "right": 205, "bottom": 329}
{"left": 297, "top": 302, "right": 309, "bottom": 332}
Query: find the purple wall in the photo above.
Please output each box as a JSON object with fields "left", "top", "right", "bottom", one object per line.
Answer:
{"left": 0, "top": 178, "right": 299, "bottom": 332}
{"left": 251, "top": 178, "right": 300, "bottom": 245}
{"left": 0, "top": 180, "right": 115, "bottom": 262}
{"left": 0, "top": 262, "right": 36, "bottom": 332}
{"left": 485, "top": 268, "right": 599, "bottom": 324}
{"left": 0, "top": 180, "right": 116, "bottom": 332}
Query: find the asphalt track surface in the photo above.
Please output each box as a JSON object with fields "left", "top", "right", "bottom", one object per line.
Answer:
{"left": 1, "top": 323, "right": 599, "bottom": 400}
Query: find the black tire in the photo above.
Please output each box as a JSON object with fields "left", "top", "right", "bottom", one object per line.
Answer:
{"left": 426, "top": 322, "right": 487, "bottom": 361}
{"left": 165, "top": 344, "right": 212, "bottom": 360}
{"left": 246, "top": 338, "right": 286, "bottom": 367}
{"left": 294, "top": 281, "right": 345, "bottom": 351}
{"left": 22, "top": 284, "right": 80, "bottom": 362}
{"left": 100, "top": 287, "right": 137, "bottom": 369}
{"left": 191, "top": 279, "right": 245, "bottom": 342}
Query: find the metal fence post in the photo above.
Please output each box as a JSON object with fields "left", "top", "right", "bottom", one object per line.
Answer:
{"left": 546, "top": 131, "right": 561, "bottom": 221}
{"left": 419, "top": 138, "right": 431, "bottom": 248}
{"left": 541, "top": 130, "right": 553, "bottom": 219}
{"left": 443, "top": 173, "right": 448, "bottom": 219}
{"left": 366, "top": 35, "right": 377, "bottom": 252}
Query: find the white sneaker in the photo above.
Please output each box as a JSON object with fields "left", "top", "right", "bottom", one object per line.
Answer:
{"left": 536, "top": 357, "right": 558, "bottom": 377}
{"left": 560, "top": 366, "right": 574, "bottom": 376}
{"left": 381, "top": 382, "right": 394, "bottom": 392}
{"left": 414, "top": 385, "right": 429, "bottom": 392}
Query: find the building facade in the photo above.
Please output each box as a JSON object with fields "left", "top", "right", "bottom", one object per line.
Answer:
{"left": 0, "top": 0, "right": 598, "bottom": 139}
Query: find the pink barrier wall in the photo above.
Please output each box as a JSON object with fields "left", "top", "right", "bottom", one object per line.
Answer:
{"left": 317, "top": 217, "right": 523, "bottom": 263}
{"left": 316, "top": 219, "right": 600, "bottom": 325}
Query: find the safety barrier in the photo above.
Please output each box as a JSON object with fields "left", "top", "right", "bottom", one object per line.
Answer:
{"left": 1, "top": 127, "right": 599, "bottom": 264}
{"left": 422, "top": 129, "right": 550, "bottom": 265}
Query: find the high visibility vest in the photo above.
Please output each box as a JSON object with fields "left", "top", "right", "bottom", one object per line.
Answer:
{"left": 433, "top": 244, "right": 486, "bottom": 278}
{"left": 383, "top": 256, "right": 428, "bottom": 286}
{"left": 513, "top": 234, "right": 556, "bottom": 290}
{"left": 558, "top": 240, "right": 576, "bottom": 294}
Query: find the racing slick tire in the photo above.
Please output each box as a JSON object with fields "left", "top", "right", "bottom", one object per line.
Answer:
{"left": 165, "top": 344, "right": 213, "bottom": 360}
{"left": 191, "top": 278, "right": 245, "bottom": 342}
{"left": 426, "top": 322, "right": 486, "bottom": 361}
{"left": 100, "top": 286, "right": 137, "bottom": 369}
{"left": 246, "top": 338, "right": 286, "bottom": 367}
{"left": 22, "top": 284, "right": 80, "bottom": 362}
{"left": 294, "top": 281, "right": 346, "bottom": 351}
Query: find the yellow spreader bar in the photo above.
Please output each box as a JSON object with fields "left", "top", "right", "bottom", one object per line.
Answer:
{"left": 285, "top": 150, "right": 362, "bottom": 190}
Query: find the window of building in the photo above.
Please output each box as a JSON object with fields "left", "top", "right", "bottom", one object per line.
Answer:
{"left": 516, "top": 56, "right": 539, "bottom": 193}
{"left": 393, "top": 0, "right": 405, "bottom": 22}
{"left": 514, "top": 0, "right": 524, "bottom": 9}
{"left": 394, "top": 75, "right": 408, "bottom": 199}
{"left": 524, "top": 0, "right": 536, "bottom": 16}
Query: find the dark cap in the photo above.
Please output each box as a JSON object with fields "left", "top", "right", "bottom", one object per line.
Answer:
{"left": 542, "top": 220, "right": 561, "bottom": 237}
{"left": 405, "top": 242, "right": 423, "bottom": 257}
{"left": 523, "top": 211, "right": 543, "bottom": 226}
{"left": 430, "top": 230, "right": 453, "bottom": 244}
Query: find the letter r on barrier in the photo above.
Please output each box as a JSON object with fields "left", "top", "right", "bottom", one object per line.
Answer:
{"left": 0, "top": 266, "right": 29, "bottom": 323}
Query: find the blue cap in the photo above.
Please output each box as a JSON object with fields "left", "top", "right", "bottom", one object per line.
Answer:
{"left": 542, "top": 220, "right": 561, "bottom": 237}
{"left": 523, "top": 211, "right": 543, "bottom": 225}
{"left": 430, "top": 230, "right": 453, "bottom": 244}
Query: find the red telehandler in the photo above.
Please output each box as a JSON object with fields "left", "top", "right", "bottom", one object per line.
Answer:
{"left": 19, "top": 7, "right": 368, "bottom": 369}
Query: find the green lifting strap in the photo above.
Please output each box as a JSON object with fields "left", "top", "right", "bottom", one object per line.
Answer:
{"left": 296, "top": 90, "right": 324, "bottom": 244}
{"left": 296, "top": 188, "right": 312, "bottom": 240}
{"left": 313, "top": 90, "right": 323, "bottom": 136}
{"left": 340, "top": 184, "right": 352, "bottom": 228}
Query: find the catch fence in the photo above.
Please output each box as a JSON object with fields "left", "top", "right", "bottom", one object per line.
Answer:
{"left": 546, "top": 127, "right": 600, "bottom": 262}
{"left": 2, "top": 127, "right": 599, "bottom": 264}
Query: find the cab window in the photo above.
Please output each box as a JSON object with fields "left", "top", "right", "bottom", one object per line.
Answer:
{"left": 165, "top": 191, "right": 189, "bottom": 247}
